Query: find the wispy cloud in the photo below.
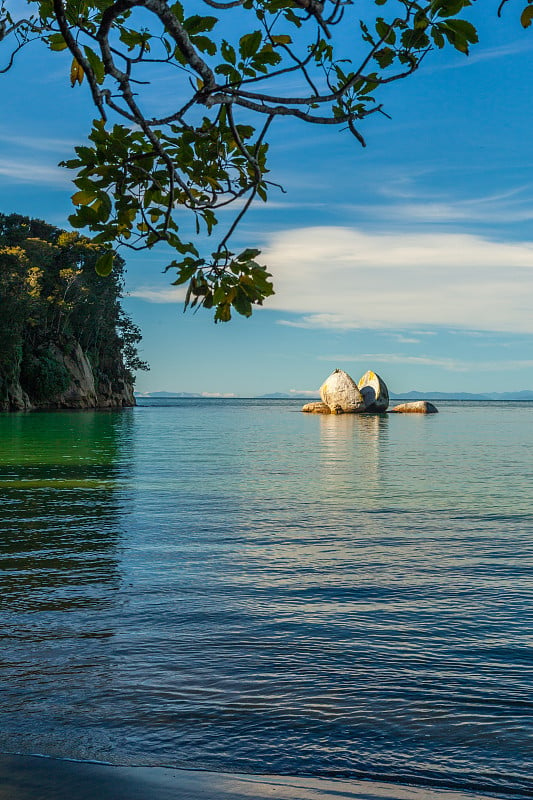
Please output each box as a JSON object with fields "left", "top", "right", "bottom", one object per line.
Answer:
{"left": 318, "top": 353, "right": 533, "bottom": 372}
{"left": 129, "top": 286, "right": 186, "bottom": 303}
{"left": 0, "top": 158, "right": 69, "bottom": 186}
{"left": 346, "top": 184, "right": 533, "bottom": 226}
{"left": 0, "top": 130, "right": 75, "bottom": 153}
{"left": 427, "top": 39, "right": 533, "bottom": 73}
{"left": 384, "top": 334, "right": 421, "bottom": 344}
{"left": 264, "top": 226, "right": 533, "bottom": 333}
{"left": 319, "top": 353, "right": 462, "bottom": 369}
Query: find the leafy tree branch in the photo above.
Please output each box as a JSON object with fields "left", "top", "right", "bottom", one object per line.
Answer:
{"left": 0, "top": 0, "right": 525, "bottom": 320}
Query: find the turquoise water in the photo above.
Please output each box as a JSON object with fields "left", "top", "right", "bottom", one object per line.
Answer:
{"left": 1, "top": 399, "right": 532, "bottom": 797}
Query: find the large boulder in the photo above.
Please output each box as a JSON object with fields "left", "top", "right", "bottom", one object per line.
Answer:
{"left": 301, "top": 401, "right": 331, "bottom": 414}
{"left": 390, "top": 401, "right": 438, "bottom": 414}
{"left": 357, "top": 370, "right": 389, "bottom": 412}
{"left": 320, "top": 369, "right": 366, "bottom": 414}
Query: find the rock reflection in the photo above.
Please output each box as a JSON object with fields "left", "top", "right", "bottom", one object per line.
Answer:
{"left": 318, "top": 412, "right": 389, "bottom": 506}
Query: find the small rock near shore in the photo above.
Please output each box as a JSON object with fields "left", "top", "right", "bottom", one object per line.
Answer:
{"left": 301, "top": 402, "right": 331, "bottom": 414}
{"left": 390, "top": 401, "right": 438, "bottom": 414}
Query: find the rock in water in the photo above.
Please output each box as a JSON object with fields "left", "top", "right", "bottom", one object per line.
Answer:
{"left": 357, "top": 370, "right": 389, "bottom": 412}
{"left": 320, "top": 369, "right": 366, "bottom": 414}
{"left": 390, "top": 401, "right": 438, "bottom": 414}
{"left": 301, "top": 402, "right": 331, "bottom": 414}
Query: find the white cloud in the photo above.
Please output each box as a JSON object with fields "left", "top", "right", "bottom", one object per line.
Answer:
{"left": 0, "top": 130, "right": 75, "bottom": 153}
{"left": 346, "top": 185, "right": 533, "bottom": 226}
{"left": 429, "top": 40, "right": 533, "bottom": 72}
{"left": 264, "top": 226, "right": 533, "bottom": 333}
{"left": 0, "top": 158, "right": 70, "bottom": 186}
{"left": 385, "top": 334, "right": 421, "bottom": 344}
{"left": 318, "top": 353, "right": 533, "bottom": 373}
{"left": 319, "top": 353, "right": 462, "bottom": 369}
{"left": 129, "top": 286, "right": 186, "bottom": 303}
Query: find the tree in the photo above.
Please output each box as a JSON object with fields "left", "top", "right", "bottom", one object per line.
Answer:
{"left": 0, "top": 213, "right": 147, "bottom": 409}
{"left": 0, "top": 0, "right": 526, "bottom": 320}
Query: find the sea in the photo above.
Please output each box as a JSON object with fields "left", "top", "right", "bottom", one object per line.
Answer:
{"left": 1, "top": 398, "right": 532, "bottom": 798}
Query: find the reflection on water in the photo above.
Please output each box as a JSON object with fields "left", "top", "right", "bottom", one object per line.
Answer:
{"left": 0, "top": 410, "right": 133, "bottom": 760}
{"left": 1, "top": 400, "right": 533, "bottom": 798}
{"left": 319, "top": 413, "right": 388, "bottom": 506}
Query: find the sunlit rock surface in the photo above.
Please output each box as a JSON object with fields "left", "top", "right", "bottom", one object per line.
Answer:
{"left": 357, "top": 370, "right": 389, "bottom": 412}
{"left": 390, "top": 401, "right": 438, "bottom": 414}
{"left": 320, "top": 369, "right": 366, "bottom": 414}
{"left": 303, "top": 370, "right": 439, "bottom": 416}
{"left": 301, "top": 402, "right": 331, "bottom": 414}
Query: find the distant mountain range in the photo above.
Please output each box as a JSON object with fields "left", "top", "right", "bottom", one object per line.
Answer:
{"left": 136, "top": 391, "right": 212, "bottom": 398}
{"left": 136, "top": 390, "right": 533, "bottom": 401}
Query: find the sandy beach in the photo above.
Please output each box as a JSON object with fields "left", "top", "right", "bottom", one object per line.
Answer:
{"left": 0, "top": 754, "right": 500, "bottom": 800}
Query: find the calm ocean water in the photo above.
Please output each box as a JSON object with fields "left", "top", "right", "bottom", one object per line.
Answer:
{"left": 1, "top": 399, "right": 532, "bottom": 798}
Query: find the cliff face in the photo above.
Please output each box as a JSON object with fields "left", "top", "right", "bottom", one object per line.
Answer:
{"left": 3, "top": 340, "right": 135, "bottom": 412}
{"left": 0, "top": 213, "right": 147, "bottom": 412}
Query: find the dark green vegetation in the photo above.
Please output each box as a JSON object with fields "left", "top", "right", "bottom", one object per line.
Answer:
{"left": 1, "top": 0, "right": 527, "bottom": 320}
{"left": 0, "top": 212, "right": 147, "bottom": 411}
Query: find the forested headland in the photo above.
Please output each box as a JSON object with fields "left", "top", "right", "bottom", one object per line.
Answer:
{"left": 0, "top": 213, "right": 147, "bottom": 411}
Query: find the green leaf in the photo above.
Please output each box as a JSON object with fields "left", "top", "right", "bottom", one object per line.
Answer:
{"left": 191, "top": 35, "right": 217, "bottom": 55}
{"left": 236, "top": 248, "right": 261, "bottom": 262}
{"left": 72, "top": 190, "right": 96, "bottom": 205}
{"left": 95, "top": 251, "right": 114, "bottom": 277}
{"left": 239, "top": 30, "right": 262, "bottom": 60}
{"left": 170, "top": 1, "right": 184, "bottom": 21}
{"left": 375, "top": 18, "right": 392, "bottom": 40}
{"left": 214, "top": 303, "right": 232, "bottom": 323}
{"left": 83, "top": 46, "right": 105, "bottom": 84}
{"left": 374, "top": 47, "right": 395, "bottom": 68}
{"left": 183, "top": 15, "right": 217, "bottom": 35}
{"left": 172, "top": 263, "right": 198, "bottom": 284}
{"left": 233, "top": 286, "right": 253, "bottom": 317}
{"left": 221, "top": 40, "right": 236, "bottom": 65}
{"left": 445, "top": 18, "right": 478, "bottom": 43}
{"left": 48, "top": 33, "right": 68, "bottom": 51}
{"left": 401, "top": 28, "right": 430, "bottom": 49}
{"left": 434, "top": 0, "right": 470, "bottom": 18}
{"left": 271, "top": 34, "right": 292, "bottom": 45}
{"left": 431, "top": 27, "right": 446, "bottom": 48}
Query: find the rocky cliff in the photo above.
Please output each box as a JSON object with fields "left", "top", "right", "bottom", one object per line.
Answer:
{"left": 2, "top": 340, "right": 135, "bottom": 411}
{"left": 0, "top": 213, "right": 146, "bottom": 412}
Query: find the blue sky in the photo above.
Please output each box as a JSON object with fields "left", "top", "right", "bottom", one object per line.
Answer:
{"left": 2, "top": 2, "right": 533, "bottom": 396}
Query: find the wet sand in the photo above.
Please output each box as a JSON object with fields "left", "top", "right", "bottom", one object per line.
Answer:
{"left": 0, "top": 754, "right": 498, "bottom": 800}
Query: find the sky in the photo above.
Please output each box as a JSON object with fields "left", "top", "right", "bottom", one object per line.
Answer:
{"left": 2, "top": 2, "right": 533, "bottom": 396}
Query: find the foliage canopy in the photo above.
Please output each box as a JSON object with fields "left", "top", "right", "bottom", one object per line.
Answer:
{"left": 0, "top": 212, "right": 147, "bottom": 409}
{"left": 0, "top": 0, "right": 528, "bottom": 319}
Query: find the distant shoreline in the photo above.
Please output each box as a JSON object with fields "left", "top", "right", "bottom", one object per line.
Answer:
{"left": 135, "top": 393, "right": 533, "bottom": 402}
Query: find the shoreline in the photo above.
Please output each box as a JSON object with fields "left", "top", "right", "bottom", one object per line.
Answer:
{"left": 0, "top": 754, "right": 502, "bottom": 800}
